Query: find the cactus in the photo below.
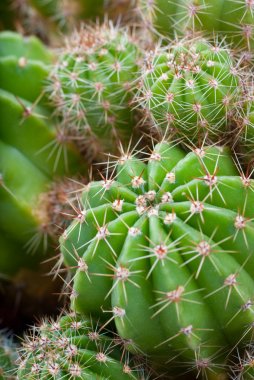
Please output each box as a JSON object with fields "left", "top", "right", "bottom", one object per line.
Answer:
{"left": 1, "top": 0, "right": 104, "bottom": 42}
{"left": 0, "top": 31, "right": 84, "bottom": 272}
{"left": 48, "top": 21, "right": 140, "bottom": 156}
{"left": 60, "top": 140, "right": 254, "bottom": 378}
{"left": 137, "top": 37, "right": 240, "bottom": 144}
{"left": 17, "top": 312, "right": 147, "bottom": 379}
{"left": 0, "top": 332, "right": 17, "bottom": 380}
{"left": 138, "top": 0, "right": 254, "bottom": 51}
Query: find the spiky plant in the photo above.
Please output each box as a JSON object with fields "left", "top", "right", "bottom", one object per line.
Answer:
{"left": 137, "top": 0, "right": 254, "bottom": 51}
{"left": 137, "top": 37, "right": 240, "bottom": 144}
{"left": 229, "top": 345, "right": 254, "bottom": 379}
{"left": 59, "top": 140, "right": 254, "bottom": 379}
{"left": 0, "top": 31, "right": 85, "bottom": 275}
{"left": 48, "top": 21, "right": 141, "bottom": 157}
{"left": 0, "top": 331, "right": 17, "bottom": 380}
{"left": 17, "top": 312, "right": 148, "bottom": 379}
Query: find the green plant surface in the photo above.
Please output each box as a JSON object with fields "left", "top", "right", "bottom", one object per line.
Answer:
{"left": 60, "top": 141, "right": 254, "bottom": 378}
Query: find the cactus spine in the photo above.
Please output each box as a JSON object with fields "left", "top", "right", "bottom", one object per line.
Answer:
{"left": 138, "top": 0, "right": 254, "bottom": 51}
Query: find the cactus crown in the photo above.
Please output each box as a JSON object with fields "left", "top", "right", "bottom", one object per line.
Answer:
{"left": 60, "top": 140, "right": 254, "bottom": 377}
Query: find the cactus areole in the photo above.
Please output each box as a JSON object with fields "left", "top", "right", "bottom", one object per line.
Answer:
{"left": 61, "top": 141, "right": 254, "bottom": 378}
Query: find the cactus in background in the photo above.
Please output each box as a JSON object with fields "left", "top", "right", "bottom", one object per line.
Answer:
{"left": 0, "top": 31, "right": 84, "bottom": 273}
{"left": 137, "top": 37, "right": 240, "bottom": 144}
{"left": 48, "top": 22, "right": 140, "bottom": 156}
{"left": 138, "top": 0, "right": 254, "bottom": 51}
{"left": 0, "top": 332, "right": 17, "bottom": 380}
{"left": 17, "top": 312, "right": 147, "bottom": 379}
{"left": 60, "top": 140, "right": 254, "bottom": 378}
{"left": 1, "top": 0, "right": 104, "bottom": 42}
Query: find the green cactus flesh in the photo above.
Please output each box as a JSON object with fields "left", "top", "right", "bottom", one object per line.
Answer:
{"left": 138, "top": 38, "right": 239, "bottom": 143}
{"left": 60, "top": 141, "right": 254, "bottom": 378}
{"left": 49, "top": 23, "right": 140, "bottom": 154}
{"left": 17, "top": 313, "right": 145, "bottom": 379}
{"left": 0, "top": 31, "right": 83, "bottom": 268}
{"left": 139, "top": 0, "right": 254, "bottom": 50}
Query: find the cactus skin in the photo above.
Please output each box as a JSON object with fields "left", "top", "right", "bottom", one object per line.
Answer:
{"left": 137, "top": 38, "right": 239, "bottom": 143}
{"left": 0, "top": 332, "right": 17, "bottom": 380}
{"left": 60, "top": 140, "right": 254, "bottom": 378}
{"left": 17, "top": 313, "right": 146, "bottom": 380}
{"left": 138, "top": 0, "right": 254, "bottom": 51}
{"left": 0, "top": 31, "right": 84, "bottom": 270}
{"left": 49, "top": 22, "right": 140, "bottom": 156}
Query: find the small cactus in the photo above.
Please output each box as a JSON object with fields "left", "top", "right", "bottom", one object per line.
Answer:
{"left": 48, "top": 21, "right": 141, "bottom": 156}
{"left": 138, "top": 0, "right": 254, "bottom": 51}
{"left": 17, "top": 312, "right": 146, "bottom": 379}
{"left": 60, "top": 140, "right": 254, "bottom": 378}
{"left": 137, "top": 37, "right": 240, "bottom": 144}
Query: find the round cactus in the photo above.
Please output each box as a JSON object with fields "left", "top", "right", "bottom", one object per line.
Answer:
{"left": 138, "top": 0, "right": 254, "bottom": 51}
{"left": 137, "top": 37, "right": 240, "bottom": 143}
{"left": 17, "top": 313, "right": 147, "bottom": 379}
{"left": 0, "top": 31, "right": 84, "bottom": 269}
{"left": 48, "top": 22, "right": 140, "bottom": 156}
{"left": 60, "top": 140, "right": 254, "bottom": 378}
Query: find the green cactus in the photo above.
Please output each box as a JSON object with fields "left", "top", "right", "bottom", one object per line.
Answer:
{"left": 137, "top": 38, "right": 240, "bottom": 143}
{"left": 0, "top": 332, "right": 17, "bottom": 380}
{"left": 0, "top": 31, "right": 84, "bottom": 272}
{"left": 17, "top": 313, "right": 147, "bottom": 379}
{"left": 48, "top": 22, "right": 140, "bottom": 156}
{"left": 60, "top": 140, "right": 254, "bottom": 378}
{"left": 138, "top": 0, "right": 254, "bottom": 51}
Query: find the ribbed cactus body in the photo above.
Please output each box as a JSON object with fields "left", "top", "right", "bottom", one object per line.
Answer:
{"left": 138, "top": 38, "right": 239, "bottom": 143}
{"left": 0, "top": 31, "right": 83, "bottom": 270}
{"left": 139, "top": 0, "right": 254, "bottom": 50}
{"left": 49, "top": 23, "right": 140, "bottom": 155}
{"left": 17, "top": 313, "right": 144, "bottom": 379}
{"left": 60, "top": 141, "right": 254, "bottom": 378}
